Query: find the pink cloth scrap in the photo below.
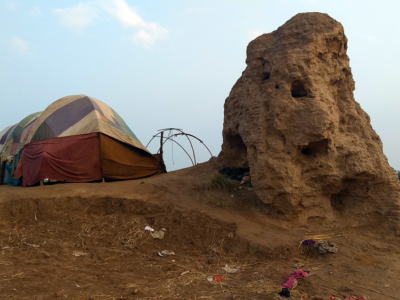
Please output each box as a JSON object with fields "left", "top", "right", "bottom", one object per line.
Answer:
{"left": 282, "top": 270, "right": 310, "bottom": 289}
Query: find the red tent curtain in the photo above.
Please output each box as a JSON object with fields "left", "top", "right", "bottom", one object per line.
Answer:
{"left": 15, "top": 133, "right": 101, "bottom": 186}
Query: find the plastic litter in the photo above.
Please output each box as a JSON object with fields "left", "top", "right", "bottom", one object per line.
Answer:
{"left": 151, "top": 231, "right": 165, "bottom": 240}
{"left": 282, "top": 270, "right": 310, "bottom": 289}
{"left": 158, "top": 250, "right": 175, "bottom": 257}
{"left": 221, "top": 264, "right": 240, "bottom": 274}
{"left": 206, "top": 276, "right": 224, "bottom": 282}
{"left": 279, "top": 287, "right": 291, "bottom": 298}
{"left": 301, "top": 239, "right": 316, "bottom": 247}
{"left": 144, "top": 226, "right": 154, "bottom": 232}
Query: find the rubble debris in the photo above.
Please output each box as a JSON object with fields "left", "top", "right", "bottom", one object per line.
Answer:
{"left": 315, "top": 240, "right": 338, "bottom": 254}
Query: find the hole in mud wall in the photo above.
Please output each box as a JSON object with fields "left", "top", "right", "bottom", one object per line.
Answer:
{"left": 330, "top": 193, "right": 346, "bottom": 211}
{"left": 262, "top": 72, "right": 270, "bottom": 81}
{"left": 225, "top": 133, "right": 248, "bottom": 167}
{"left": 291, "top": 80, "right": 308, "bottom": 98}
{"left": 300, "top": 139, "right": 329, "bottom": 156}
{"left": 275, "top": 84, "right": 280, "bottom": 89}
{"left": 301, "top": 148, "right": 311, "bottom": 156}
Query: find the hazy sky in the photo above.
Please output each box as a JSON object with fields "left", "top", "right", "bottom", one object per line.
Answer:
{"left": 1, "top": 0, "right": 399, "bottom": 171}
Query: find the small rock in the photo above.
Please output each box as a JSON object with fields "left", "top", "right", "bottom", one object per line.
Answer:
{"left": 293, "top": 262, "right": 305, "bottom": 269}
{"left": 151, "top": 231, "right": 165, "bottom": 240}
{"left": 240, "top": 176, "right": 251, "bottom": 185}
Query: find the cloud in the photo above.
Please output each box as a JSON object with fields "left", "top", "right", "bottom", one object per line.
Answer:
{"left": 365, "top": 36, "right": 376, "bottom": 41}
{"left": 98, "top": 0, "right": 145, "bottom": 27}
{"left": 52, "top": 2, "right": 99, "bottom": 31}
{"left": 53, "top": 0, "right": 167, "bottom": 46}
{"left": 30, "top": 7, "right": 42, "bottom": 17}
{"left": 10, "top": 37, "right": 29, "bottom": 55}
{"left": 98, "top": 0, "right": 168, "bottom": 46}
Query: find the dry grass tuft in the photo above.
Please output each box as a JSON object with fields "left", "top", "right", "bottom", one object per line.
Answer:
{"left": 207, "top": 174, "right": 234, "bottom": 191}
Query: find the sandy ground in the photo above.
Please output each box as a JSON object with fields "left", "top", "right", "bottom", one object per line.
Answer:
{"left": 0, "top": 162, "right": 399, "bottom": 300}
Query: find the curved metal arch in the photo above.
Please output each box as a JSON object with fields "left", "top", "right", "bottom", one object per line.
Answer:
{"left": 146, "top": 128, "right": 213, "bottom": 167}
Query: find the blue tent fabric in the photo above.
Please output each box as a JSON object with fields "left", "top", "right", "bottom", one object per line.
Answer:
{"left": 3, "top": 156, "right": 20, "bottom": 186}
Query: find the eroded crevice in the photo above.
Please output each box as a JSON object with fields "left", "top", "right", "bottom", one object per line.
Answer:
{"left": 330, "top": 192, "right": 346, "bottom": 211}
{"left": 262, "top": 72, "right": 271, "bottom": 81}
{"left": 300, "top": 139, "right": 329, "bottom": 157}
{"left": 224, "top": 133, "right": 248, "bottom": 167}
{"left": 291, "top": 80, "right": 308, "bottom": 98}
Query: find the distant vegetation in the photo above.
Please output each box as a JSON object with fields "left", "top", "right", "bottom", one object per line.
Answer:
{"left": 397, "top": 170, "right": 400, "bottom": 180}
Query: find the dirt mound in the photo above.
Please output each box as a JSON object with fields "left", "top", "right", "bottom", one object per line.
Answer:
{"left": 218, "top": 13, "right": 400, "bottom": 228}
{"left": 0, "top": 163, "right": 399, "bottom": 299}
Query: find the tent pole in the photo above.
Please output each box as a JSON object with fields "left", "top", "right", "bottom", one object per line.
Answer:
{"left": 160, "top": 131, "right": 164, "bottom": 161}
{"left": 11, "top": 157, "right": 15, "bottom": 176}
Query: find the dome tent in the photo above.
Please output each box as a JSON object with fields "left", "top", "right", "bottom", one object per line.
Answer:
{"left": 0, "top": 112, "right": 42, "bottom": 185}
{"left": 14, "top": 95, "right": 165, "bottom": 186}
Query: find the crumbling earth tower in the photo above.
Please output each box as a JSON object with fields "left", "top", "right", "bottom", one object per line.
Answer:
{"left": 219, "top": 13, "right": 400, "bottom": 227}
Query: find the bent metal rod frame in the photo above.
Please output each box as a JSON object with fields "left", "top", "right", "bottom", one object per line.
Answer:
{"left": 146, "top": 128, "right": 213, "bottom": 166}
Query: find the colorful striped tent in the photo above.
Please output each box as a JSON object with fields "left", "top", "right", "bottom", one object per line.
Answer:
{"left": 1, "top": 112, "right": 41, "bottom": 159}
{"left": 1, "top": 95, "right": 165, "bottom": 186}
{"left": 0, "top": 112, "right": 42, "bottom": 185}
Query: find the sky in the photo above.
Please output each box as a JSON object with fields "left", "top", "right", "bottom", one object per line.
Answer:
{"left": 0, "top": 0, "right": 399, "bottom": 172}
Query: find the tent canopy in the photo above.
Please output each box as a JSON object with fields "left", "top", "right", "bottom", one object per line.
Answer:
{"left": 25, "top": 95, "right": 149, "bottom": 153}
{"left": 0, "top": 112, "right": 42, "bottom": 160}
{"left": 3, "top": 94, "right": 165, "bottom": 186}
